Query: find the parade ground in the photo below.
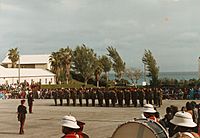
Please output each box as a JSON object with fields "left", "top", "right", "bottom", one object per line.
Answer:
{"left": 0, "top": 99, "right": 198, "bottom": 138}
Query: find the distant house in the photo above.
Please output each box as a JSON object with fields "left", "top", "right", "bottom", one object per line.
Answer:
{"left": 0, "top": 65, "right": 55, "bottom": 85}
{"left": 1, "top": 54, "right": 51, "bottom": 70}
{"left": 0, "top": 54, "right": 55, "bottom": 85}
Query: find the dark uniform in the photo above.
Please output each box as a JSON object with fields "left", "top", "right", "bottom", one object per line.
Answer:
{"left": 84, "top": 90, "right": 90, "bottom": 106}
{"left": 17, "top": 100, "right": 27, "bottom": 134}
{"left": 117, "top": 90, "right": 124, "bottom": 107}
{"left": 97, "top": 90, "right": 104, "bottom": 107}
{"left": 131, "top": 89, "right": 138, "bottom": 107}
{"left": 58, "top": 89, "right": 64, "bottom": 106}
{"left": 77, "top": 89, "right": 83, "bottom": 106}
{"left": 110, "top": 90, "right": 117, "bottom": 107}
{"left": 64, "top": 89, "right": 70, "bottom": 106}
{"left": 138, "top": 89, "right": 144, "bottom": 107}
{"left": 124, "top": 89, "right": 131, "bottom": 107}
{"left": 145, "top": 89, "right": 149, "bottom": 104}
{"left": 157, "top": 89, "right": 163, "bottom": 107}
{"left": 153, "top": 88, "right": 158, "bottom": 105}
{"left": 27, "top": 92, "right": 34, "bottom": 113}
{"left": 104, "top": 90, "right": 110, "bottom": 107}
{"left": 90, "top": 90, "right": 96, "bottom": 107}
{"left": 52, "top": 90, "right": 58, "bottom": 106}
{"left": 71, "top": 90, "right": 77, "bottom": 106}
{"left": 149, "top": 89, "right": 153, "bottom": 104}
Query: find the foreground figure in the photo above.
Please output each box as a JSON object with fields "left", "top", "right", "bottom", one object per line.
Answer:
{"left": 17, "top": 99, "right": 27, "bottom": 134}
{"left": 61, "top": 115, "right": 80, "bottom": 138}
{"left": 170, "top": 111, "right": 199, "bottom": 138}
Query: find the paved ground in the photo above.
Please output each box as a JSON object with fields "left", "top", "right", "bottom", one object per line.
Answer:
{"left": 0, "top": 99, "right": 198, "bottom": 138}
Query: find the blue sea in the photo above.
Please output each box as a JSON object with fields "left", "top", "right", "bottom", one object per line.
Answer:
{"left": 108, "top": 72, "right": 199, "bottom": 85}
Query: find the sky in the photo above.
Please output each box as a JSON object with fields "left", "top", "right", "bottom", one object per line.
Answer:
{"left": 0, "top": 0, "right": 200, "bottom": 72}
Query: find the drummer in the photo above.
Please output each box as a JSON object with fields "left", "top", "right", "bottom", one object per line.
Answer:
{"left": 141, "top": 104, "right": 158, "bottom": 122}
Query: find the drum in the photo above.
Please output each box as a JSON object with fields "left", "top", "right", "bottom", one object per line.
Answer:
{"left": 111, "top": 119, "right": 169, "bottom": 138}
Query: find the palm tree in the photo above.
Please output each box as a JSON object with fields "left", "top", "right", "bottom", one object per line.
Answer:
{"left": 8, "top": 48, "right": 19, "bottom": 68}
{"left": 49, "top": 51, "right": 61, "bottom": 84}
{"left": 59, "top": 47, "right": 72, "bottom": 84}
{"left": 94, "top": 60, "right": 103, "bottom": 87}
{"left": 99, "top": 55, "right": 112, "bottom": 82}
{"left": 107, "top": 46, "right": 125, "bottom": 80}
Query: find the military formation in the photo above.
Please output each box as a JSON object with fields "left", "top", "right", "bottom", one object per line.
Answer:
{"left": 41, "top": 87, "right": 163, "bottom": 107}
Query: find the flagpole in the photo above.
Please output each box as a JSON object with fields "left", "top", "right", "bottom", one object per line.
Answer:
{"left": 18, "top": 54, "right": 20, "bottom": 84}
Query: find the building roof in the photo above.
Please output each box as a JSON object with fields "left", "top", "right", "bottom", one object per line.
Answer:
{"left": 0, "top": 65, "right": 55, "bottom": 78}
{"left": 2, "top": 54, "right": 50, "bottom": 64}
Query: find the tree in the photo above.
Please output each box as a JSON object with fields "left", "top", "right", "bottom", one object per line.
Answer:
{"left": 8, "top": 48, "right": 19, "bottom": 68}
{"left": 94, "top": 59, "right": 103, "bottom": 87}
{"left": 142, "top": 49, "right": 159, "bottom": 86}
{"left": 107, "top": 46, "right": 125, "bottom": 80}
{"left": 73, "top": 44, "right": 97, "bottom": 85}
{"left": 59, "top": 47, "right": 72, "bottom": 84}
{"left": 125, "top": 67, "right": 142, "bottom": 86}
{"left": 49, "top": 51, "right": 62, "bottom": 84}
{"left": 99, "top": 55, "right": 112, "bottom": 81}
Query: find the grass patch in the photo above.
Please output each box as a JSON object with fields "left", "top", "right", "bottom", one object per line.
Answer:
{"left": 41, "top": 80, "right": 96, "bottom": 89}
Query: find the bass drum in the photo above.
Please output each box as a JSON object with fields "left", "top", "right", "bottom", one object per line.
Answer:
{"left": 111, "top": 119, "right": 169, "bottom": 138}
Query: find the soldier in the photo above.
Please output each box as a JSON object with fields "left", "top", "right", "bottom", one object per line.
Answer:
{"left": 145, "top": 88, "right": 149, "bottom": 104}
{"left": 90, "top": 89, "right": 96, "bottom": 107}
{"left": 117, "top": 90, "right": 124, "bottom": 107}
{"left": 110, "top": 90, "right": 117, "bottom": 107}
{"left": 138, "top": 88, "right": 144, "bottom": 107}
{"left": 71, "top": 89, "right": 77, "bottom": 106}
{"left": 153, "top": 88, "right": 158, "bottom": 105}
{"left": 149, "top": 88, "right": 153, "bottom": 104}
{"left": 84, "top": 89, "right": 90, "bottom": 106}
{"left": 58, "top": 89, "right": 64, "bottom": 106}
{"left": 124, "top": 89, "right": 131, "bottom": 107}
{"left": 157, "top": 88, "right": 163, "bottom": 107}
{"left": 97, "top": 89, "right": 104, "bottom": 107}
{"left": 104, "top": 89, "right": 110, "bottom": 107}
{"left": 131, "top": 88, "right": 138, "bottom": 107}
{"left": 77, "top": 88, "right": 83, "bottom": 106}
{"left": 27, "top": 92, "right": 34, "bottom": 113}
{"left": 17, "top": 99, "right": 27, "bottom": 134}
{"left": 64, "top": 88, "right": 70, "bottom": 106}
{"left": 52, "top": 89, "right": 58, "bottom": 106}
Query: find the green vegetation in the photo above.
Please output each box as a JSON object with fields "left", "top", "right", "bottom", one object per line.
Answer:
{"left": 41, "top": 79, "right": 95, "bottom": 89}
{"left": 107, "top": 46, "right": 126, "bottom": 80}
{"left": 142, "top": 49, "right": 159, "bottom": 86}
{"left": 73, "top": 44, "right": 98, "bottom": 85}
{"left": 8, "top": 47, "right": 19, "bottom": 68}
{"left": 49, "top": 47, "right": 72, "bottom": 84}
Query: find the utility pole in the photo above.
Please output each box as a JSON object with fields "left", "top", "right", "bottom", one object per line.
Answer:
{"left": 18, "top": 54, "right": 20, "bottom": 84}
{"left": 143, "top": 63, "right": 146, "bottom": 82}
{"left": 199, "top": 57, "right": 200, "bottom": 79}
{"left": 143, "top": 63, "right": 147, "bottom": 86}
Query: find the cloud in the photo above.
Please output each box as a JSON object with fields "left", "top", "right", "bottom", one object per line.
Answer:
{"left": 173, "top": 32, "right": 200, "bottom": 44}
{"left": 0, "top": 3, "right": 22, "bottom": 11}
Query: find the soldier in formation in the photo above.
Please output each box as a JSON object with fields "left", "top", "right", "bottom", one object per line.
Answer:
{"left": 48, "top": 87, "right": 163, "bottom": 108}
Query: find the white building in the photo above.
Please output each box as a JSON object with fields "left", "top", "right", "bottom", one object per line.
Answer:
{"left": 1, "top": 54, "right": 51, "bottom": 70}
{"left": 0, "top": 65, "right": 55, "bottom": 85}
